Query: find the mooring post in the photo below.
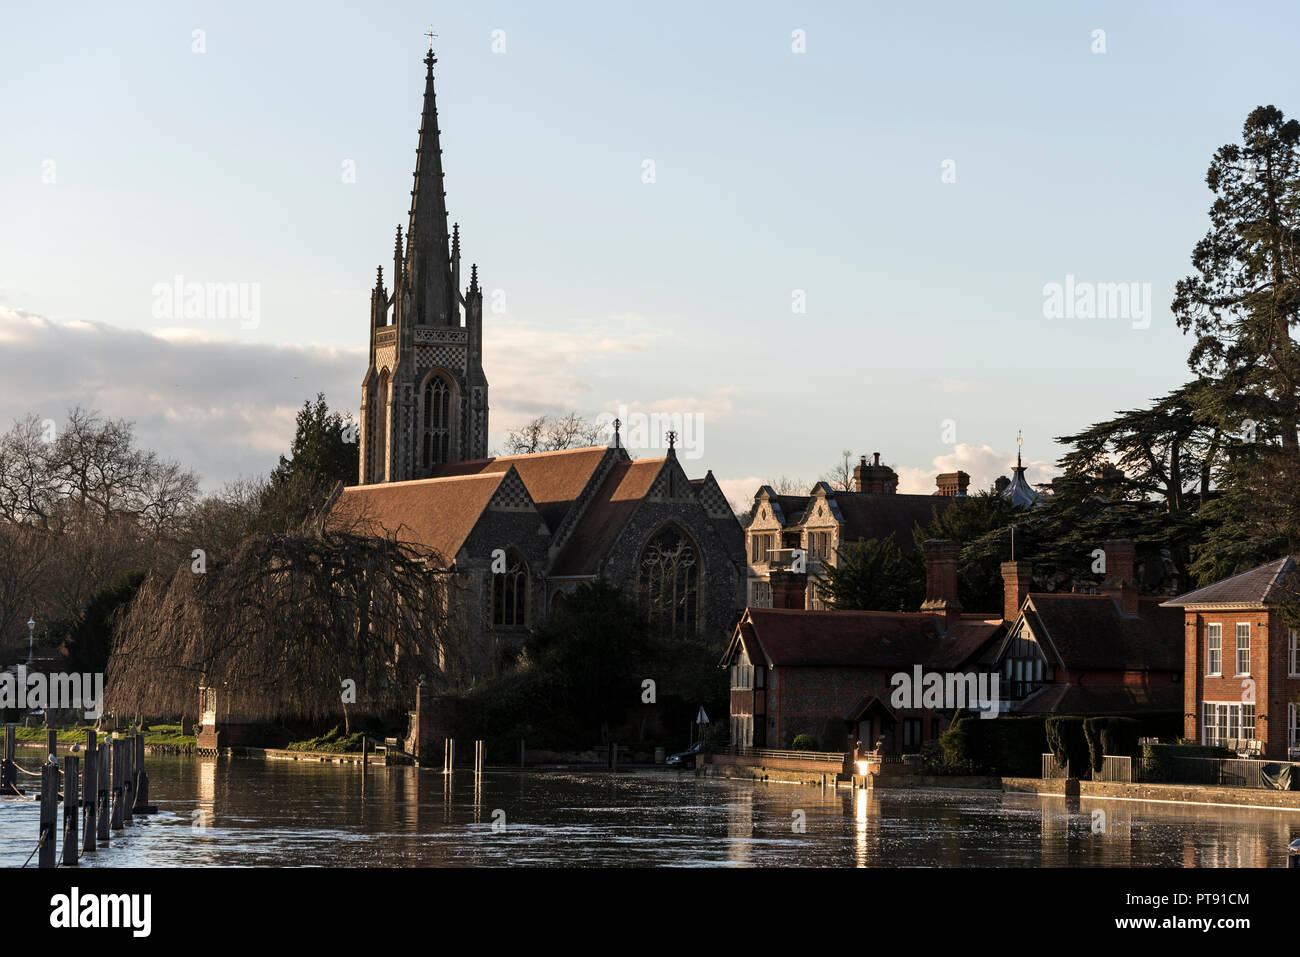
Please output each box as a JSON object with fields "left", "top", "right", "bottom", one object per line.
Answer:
{"left": 83, "top": 731, "right": 97, "bottom": 853}
{"left": 62, "top": 755, "right": 79, "bottom": 866}
{"left": 1, "top": 724, "right": 15, "bottom": 793}
{"left": 132, "top": 732, "right": 150, "bottom": 813}
{"left": 520, "top": 738, "right": 525, "bottom": 769}
{"left": 362, "top": 735, "right": 370, "bottom": 769}
{"left": 46, "top": 728, "right": 57, "bottom": 763}
{"left": 122, "top": 738, "right": 134, "bottom": 825}
{"left": 96, "top": 742, "right": 110, "bottom": 844}
{"left": 39, "top": 764, "right": 58, "bottom": 868}
{"left": 110, "top": 739, "right": 124, "bottom": 830}
{"left": 474, "top": 740, "right": 483, "bottom": 776}
{"left": 444, "top": 738, "right": 454, "bottom": 775}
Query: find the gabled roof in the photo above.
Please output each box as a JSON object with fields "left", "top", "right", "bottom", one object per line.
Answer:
{"left": 1017, "top": 595, "right": 1182, "bottom": 672}
{"left": 1161, "top": 555, "right": 1298, "bottom": 608}
{"left": 721, "top": 607, "right": 1003, "bottom": 672}
{"left": 1013, "top": 682, "right": 1182, "bottom": 716}
{"left": 329, "top": 470, "right": 520, "bottom": 563}
{"left": 830, "top": 493, "right": 943, "bottom": 550}
{"left": 428, "top": 445, "right": 613, "bottom": 530}
{"left": 550, "top": 458, "right": 666, "bottom": 576}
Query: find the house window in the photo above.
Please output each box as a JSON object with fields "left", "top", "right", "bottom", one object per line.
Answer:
{"left": 902, "top": 718, "right": 922, "bottom": 750}
{"left": 750, "top": 580, "right": 772, "bottom": 608}
{"left": 1290, "top": 704, "right": 1299, "bottom": 755}
{"left": 806, "top": 530, "right": 832, "bottom": 560}
{"left": 749, "top": 533, "right": 775, "bottom": 564}
{"left": 1206, "top": 623, "right": 1222, "bottom": 676}
{"left": 1290, "top": 629, "right": 1300, "bottom": 677}
{"left": 1235, "top": 623, "right": 1251, "bottom": 676}
{"left": 1202, "top": 702, "right": 1255, "bottom": 746}
{"left": 490, "top": 551, "right": 528, "bottom": 628}
{"left": 731, "top": 663, "right": 754, "bottom": 690}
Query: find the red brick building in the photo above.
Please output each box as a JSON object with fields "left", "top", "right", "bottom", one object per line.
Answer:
{"left": 1162, "top": 556, "right": 1300, "bottom": 759}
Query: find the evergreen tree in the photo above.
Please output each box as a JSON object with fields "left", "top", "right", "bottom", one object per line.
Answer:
{"left": 815, "top": 535, "right": 924, "bottom": 612}
{"left": 257, "top": 395, "right": 359, "bottom": 533}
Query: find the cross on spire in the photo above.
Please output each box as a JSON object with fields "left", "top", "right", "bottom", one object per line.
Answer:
{"left": 426, "top": 26, "right": 437, "bottom": 52}
{"left": 666, "top": 430, "right": 678, "bottom": 451}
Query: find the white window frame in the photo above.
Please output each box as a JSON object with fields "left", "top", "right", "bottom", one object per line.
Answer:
{"left": 1202, "top": 701, "right": 1256, "bottom": 747}
{"left": 1206, "top": 623, "right": 1222, "bottom": 677}
{"left": 1290, "top": 703, "right": 1299, "bottom": 756}
{"left": 1235, "top": 622, "right": 1251, "bottom": 676}
{"left": 1289, "top": 629, "right": 1300, "bottom": 678}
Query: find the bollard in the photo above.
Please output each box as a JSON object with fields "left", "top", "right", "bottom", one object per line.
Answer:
{"left": 132, "top": 733, "right": 152, "bottom": 814}
{"left": 1, "top": 724, "right": 15, "bottom": 794}
{"left": 110, "top": 740, "right": 124, "bottom": 830}
{"left": 62, "top": 756, "right": 79, "bottom": 866}
{"left": 39, "top": 764, "right": 58, "bottom": 868}
{"left": 83, "top": 731, "right": 97, "bottom": 854}
{"left": 122, "top": 739, "right": 134, "bottom": 825}
{"left": 96, "top": 742, "right": 110, "bottom": 843}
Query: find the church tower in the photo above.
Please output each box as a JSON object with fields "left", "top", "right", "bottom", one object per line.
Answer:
{"left": 359, "top": 41, "right": 489, "bottom": 485}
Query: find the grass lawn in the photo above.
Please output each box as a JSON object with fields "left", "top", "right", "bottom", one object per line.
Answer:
{"left": 12, "top": 723, "right": 196, "bottom": 750}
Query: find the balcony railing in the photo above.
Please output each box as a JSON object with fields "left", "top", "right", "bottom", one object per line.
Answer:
{"left": 715, "top": 745, "right": 846, "bottom": 765}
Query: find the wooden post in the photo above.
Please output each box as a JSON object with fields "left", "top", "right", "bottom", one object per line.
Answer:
{"left": 62, "top": 756, "right": 79, "bottom": 866}
{"left": 520, "top": 738, "right": 525, "bottom": 769}
{"left": 1, "top": 724, "right": 15, "bottom": 793}
{"left": 444, "top": 738, "right": 454, "bottom": 774}
{"left": 132, "top": 733, "right": 151, "bottom": 813}
{"left": 96, "top": 742, "right": 110, "bottom": 843}
{"left": 122, "top": 738, "right": 134, "bottom": 825}
{"left": 110, "top": 739, "right": 124, "bottom": 830}
{"left": 83, "top": 731, "right": 97, "bottom": 854}
{"left": 39, "top": 764, "right": 57, "bottom": 867}
{"left": 362, "top": 735, "right": 370, "bottom": 768}
{"left": 474, "top": 740, "right": 483, "bottom": 775}
{"left": 47, "top": 728, "right": 57, "bottom": 763}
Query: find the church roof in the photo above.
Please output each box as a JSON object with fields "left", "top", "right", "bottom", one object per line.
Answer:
{"left": 428, "top": 445, "right": 612, "bottom": 530}
{"left": 329, "top": 471, "right": 511, "bottom": 564}
{"left": 550, "top": 458, "right": 667, "bottom": 576}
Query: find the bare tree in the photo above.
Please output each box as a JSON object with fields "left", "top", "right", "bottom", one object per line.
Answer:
{"left": 820, "top": 449, "right": 855, "bottom": 491}
{"left": 503, "top": 413, "right": 603, "bottom": 454}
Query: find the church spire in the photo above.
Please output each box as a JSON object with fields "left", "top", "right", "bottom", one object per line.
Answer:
{"left": 405, "top": 37, "right": 455, "bottom": 325}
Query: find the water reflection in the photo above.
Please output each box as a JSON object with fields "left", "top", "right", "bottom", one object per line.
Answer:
{"left": 1, "top": 756, "right": 1296, "bottom": 867}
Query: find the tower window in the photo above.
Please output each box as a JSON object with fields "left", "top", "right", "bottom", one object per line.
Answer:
{"left": 421, "top": 375, "right": 453, "bottom": 471}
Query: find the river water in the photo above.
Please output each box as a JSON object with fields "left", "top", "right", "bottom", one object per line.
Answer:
{"left": 2, "top": 756, "right": 1297, "bottom": 867}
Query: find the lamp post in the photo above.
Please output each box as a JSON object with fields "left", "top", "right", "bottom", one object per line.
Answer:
{"left": 26, "top": 618, "right": 34, "bottom": 666}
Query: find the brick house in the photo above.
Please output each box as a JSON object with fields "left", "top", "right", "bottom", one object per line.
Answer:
{"left": 721, "top": 540, "right": 1005, "bottom": 751}
{"left": 720, "top": 538, "right": 1184, "bottom": 753}
{"left": 992, "top": 541, "right": 1184, "bottom": 720}
{"left": 1161, "top": 556, "right": 1300, "bottom": 759}
{"left": 744, "top": 453, "right": 962, "bottom": 610}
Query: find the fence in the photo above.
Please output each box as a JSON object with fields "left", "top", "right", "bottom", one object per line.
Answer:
{"left": 715, "top": 745, "right": 846, "bottom": 765}
{"left": 1160, "top": 756, "right": 1300, "bottom": 790}
{"left": 1041, "top": 753, "right": 1070, "bottom": 779}
{"left": 1093, "top": 755, "right": 1132, "bottom": 783}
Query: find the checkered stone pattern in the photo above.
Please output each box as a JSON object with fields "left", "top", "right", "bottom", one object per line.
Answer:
{"left": 489, "top": 472, "right": 533, "bottom": 512}
{"left": 375, "top": 345, "right": 396, "bottom": 375}
{"left": 416, "top": 344, "right": 466, "bottom": 372}
{"left": 697, "top": 478, "right": 732, "bottom": 519}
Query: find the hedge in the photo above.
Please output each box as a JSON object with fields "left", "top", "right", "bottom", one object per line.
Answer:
{"left": 939, "top": 712, "right": 1049, "bottom": 776}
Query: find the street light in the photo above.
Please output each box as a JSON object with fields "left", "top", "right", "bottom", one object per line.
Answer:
{"left": 26, "top": 618, "right": 34, "bottom": 665}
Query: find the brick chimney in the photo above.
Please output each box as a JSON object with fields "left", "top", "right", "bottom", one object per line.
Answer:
{"left": 920, "top": 539, "right": 962, "bottom": 630}
{"left": 768, "top": 569, "right": 808, "bottom": 610}
{"left": 1000, "top": 560, "right": 1031, "bottom": 624}
{"left": 935, "top": 471, "right": 970, "bottom": 497}
{"left": 854, "top": 452, "right": 898, "bottom": 494}
{"left": 1099, "top": 539, "right": 1138, "bottom": 616}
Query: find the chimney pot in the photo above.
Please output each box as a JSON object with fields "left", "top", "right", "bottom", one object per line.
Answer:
{"left": 921, "top": 539, "right": 962, "bottom": 631}
{"left": 1001, "top": 560, "right": 1032, "bottom": 624}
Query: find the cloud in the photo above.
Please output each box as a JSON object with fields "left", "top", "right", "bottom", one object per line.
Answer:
{"left": 896, "top": 443, "right": 1060, "bottom": 495}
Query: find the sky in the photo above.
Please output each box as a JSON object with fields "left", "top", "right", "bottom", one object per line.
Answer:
{"left": 2, "top": 0, "right": 1297, "bottom": 508}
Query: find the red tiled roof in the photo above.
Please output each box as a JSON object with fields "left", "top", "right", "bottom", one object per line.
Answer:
{"left": 724, "top": 607, "right": 1003, "bottom": 671}
{"left": 328, "top": 472, "right": 508, "bottom": 564}
{"left": 428, "top": 445, "right": 611, "bottom": 529}
{"left": 1014, "top": 682, "right": 1182, "bottom": 715}
{"left": 1162, "top": 555, "right": 1298, "bottom": 607}
{"left": 550, "top": 458, "right": 665, "bottom": 576}
{"left": 1021, "top": 595, "right": 1182, "bottom": 672}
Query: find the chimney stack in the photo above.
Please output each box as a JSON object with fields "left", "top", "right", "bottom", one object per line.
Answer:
{"left": 1001, "top": 560, "right": 1032, "bottom": 624}
{"left": 1099, "top": 539, "right": 1139, "bottom": 616}
{"left": 768, "top": 570, "right": 808, "bottom": 610}
{"left": 920, "top": 539, "right": 962, "bottom": 631}
{"left": 935, "top": 471, "right": 971, "bottom": 497}
{"left": 854, "top": 452, "right": 899, "bottom": 494}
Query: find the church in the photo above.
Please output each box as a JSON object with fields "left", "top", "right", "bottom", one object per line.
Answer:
{"left": 328, "top": 43, "right": 746, "bottom": 675}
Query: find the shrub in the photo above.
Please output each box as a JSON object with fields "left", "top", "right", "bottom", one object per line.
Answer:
{"left": 1045, "top": 716, "right": 1088, "bottom": 775}
{"left": 792, "top": 733, "right": 818, "bottom": 751}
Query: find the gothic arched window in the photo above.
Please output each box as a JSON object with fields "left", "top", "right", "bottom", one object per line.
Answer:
{"left": 491, "top": 550, "right": 529, "bottom": 628}
{"left": 421, "top": 374, "right": 453, "bottom": 471}
{"left": 368, "top": 368, "right": 390, "bottom": 483}
{"left": 639, "top": 525, "right": 700, "bottom": 639}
